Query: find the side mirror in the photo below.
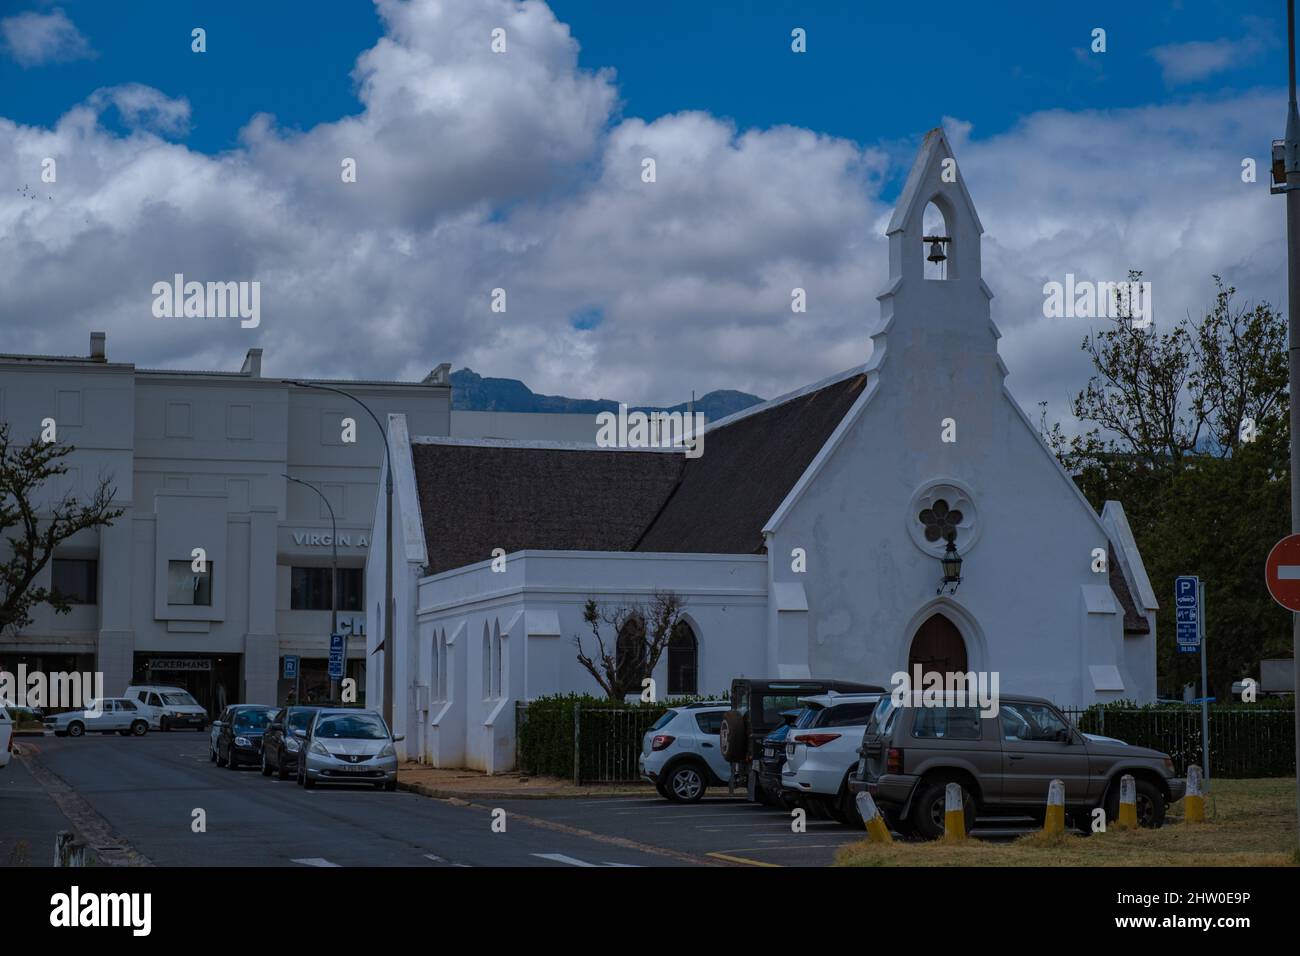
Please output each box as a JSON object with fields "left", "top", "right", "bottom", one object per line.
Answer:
{"left": 392, "top": 734, "right": 406, "bottom": 743}
{"left": 293, "top": 729, "right": 307, "bottom": 739}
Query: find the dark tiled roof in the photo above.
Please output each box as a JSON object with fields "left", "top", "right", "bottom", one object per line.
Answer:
{"left": 1109, "top": 544, "right": 1151, "bottom": 634}
{"left": 410, "top": 442, "right": 683, "bottom": 574}
{"left": 634, "top": 373, "right": 868, "bottom": 554}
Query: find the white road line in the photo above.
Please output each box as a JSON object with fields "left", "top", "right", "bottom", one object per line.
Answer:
{"left": 292, "top": 857, "right": 341, "bottom": 867}
{"left": 533, "top": 852, "right": 598, "bottom": 867}
{"left": 423, "top": 853, "right": 445, "bottom": 863}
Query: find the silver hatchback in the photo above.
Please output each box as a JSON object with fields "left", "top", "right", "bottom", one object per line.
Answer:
{"left": 294, "top": 708, "right": 404, "bottom": 791}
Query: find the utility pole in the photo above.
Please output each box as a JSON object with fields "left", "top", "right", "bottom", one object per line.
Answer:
{"left": 1277, "top": 0, "right": 1300, "bottom": 855}
{"left": 285, "top": 474, "right": 339, "bottom": 700}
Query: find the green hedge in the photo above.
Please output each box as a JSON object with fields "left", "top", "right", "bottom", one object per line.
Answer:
{"left": 516, "top": 693, "right": 723, "bottom": 782}
{"left": 1066, "top": 700, "right": 1295, "bottom": 777}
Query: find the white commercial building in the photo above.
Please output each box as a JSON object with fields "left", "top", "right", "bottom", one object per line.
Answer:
{"left": 367, "top": 130, "right": 1160, "bottom": 772}
{"left": 0, "top": 338, "right": 451, "bottom": 713}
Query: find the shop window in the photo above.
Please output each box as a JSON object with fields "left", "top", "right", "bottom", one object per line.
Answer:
{"left": 167, "top": 561, "right": 212, "bottom": 606}
{"left": 52, "top": 558, "right": 97, "bottom": 605}
{"left": 290, "top": 567, "right": 363, "bottom": 611}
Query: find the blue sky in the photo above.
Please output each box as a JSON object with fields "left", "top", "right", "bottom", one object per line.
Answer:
{"left": 0, "top": 0, "right": 1293, "bottom": 413}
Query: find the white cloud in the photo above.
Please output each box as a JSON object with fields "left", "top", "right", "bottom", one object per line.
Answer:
{"left": 1150, "top": 26, "right": 1269, "bottom": 86}
{"left": 1, "top": 8, "right": 93, "bottom": 67}
{"left": 0, "top": 0, "right": 1287, "bottom": 430}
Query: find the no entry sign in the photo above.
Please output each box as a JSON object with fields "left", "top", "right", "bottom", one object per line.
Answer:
{"left": 1265, "top": 533, "right": 1300, "bottom": 611}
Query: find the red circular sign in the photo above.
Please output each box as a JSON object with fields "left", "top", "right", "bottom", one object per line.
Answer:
{"left": 1265, "top": 533, "right": 1300, "bottom": 611}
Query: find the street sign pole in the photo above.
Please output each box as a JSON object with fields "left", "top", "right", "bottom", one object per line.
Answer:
{"left": 1198, "top": 581, "right": 1209, "bottom": 783}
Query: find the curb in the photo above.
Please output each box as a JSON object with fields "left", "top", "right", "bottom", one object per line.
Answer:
{"left": 397, "top": 779, "right": 654, "bottom": 801}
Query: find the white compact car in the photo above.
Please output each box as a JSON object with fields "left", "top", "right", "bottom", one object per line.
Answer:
{"left": 0, "top": 708, "right": 12, "bottom": 770}
{"left": 124, "top": 685, "right": 208, "bottom": 731}
{"left": 44, "top": 698, "right": 150, "bottom": 737}
{"left": 638, "top": 702, "right": 732, "bottom": 802}
{"left": 780, "top": 692, "right": 881, "bottom": 825}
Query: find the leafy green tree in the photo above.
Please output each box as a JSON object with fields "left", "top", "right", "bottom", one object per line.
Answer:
{"left": 1, "top": 423, "right": 123, "bottom": 634}
{"left": 1041, "top": 276, "right": 1290, "bottom": 699}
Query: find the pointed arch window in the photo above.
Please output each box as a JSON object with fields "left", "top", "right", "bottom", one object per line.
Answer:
{"left": 667, "top": 620, "right": 698, "bottom": 696}
{"left": 922, "top": 200, "right": 951, "bottom": 280}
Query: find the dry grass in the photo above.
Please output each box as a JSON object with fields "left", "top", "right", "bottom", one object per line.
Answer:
{"left": 836, "top": 778, "right": 1298, "bottom": 867}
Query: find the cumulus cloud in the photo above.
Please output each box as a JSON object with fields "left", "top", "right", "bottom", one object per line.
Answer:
{"left": 0, "top": 0, "right": 1288, "bottom": 429}
{"left": 1, "top": 8, "right": 93, "bottom": 67}
{"left": 1150, "top": 19, "right": 1273, "bottom": 86}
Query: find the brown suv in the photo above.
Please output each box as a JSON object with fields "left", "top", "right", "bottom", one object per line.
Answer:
{"left": 848, "top": 693, "right": 1186, "bottom": 839}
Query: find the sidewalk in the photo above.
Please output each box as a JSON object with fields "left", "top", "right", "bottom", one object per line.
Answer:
{"left": 396, "top": 762, "right": 654, "bottom": 800}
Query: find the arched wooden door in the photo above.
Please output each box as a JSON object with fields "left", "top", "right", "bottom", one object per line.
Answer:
{"left": 907, "top": 613, "right": 968, "bottom": 674}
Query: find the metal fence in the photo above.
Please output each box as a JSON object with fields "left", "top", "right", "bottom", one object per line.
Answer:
{"left": 1062, "top": 707, "right": 1295, "bottom": 777}
{"left": 515, "top": 700, "right": 665, "bottom": 784}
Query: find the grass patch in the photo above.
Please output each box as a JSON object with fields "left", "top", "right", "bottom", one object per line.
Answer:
{"left": 835, "top": 778, "right": 1297, "bottom": 867}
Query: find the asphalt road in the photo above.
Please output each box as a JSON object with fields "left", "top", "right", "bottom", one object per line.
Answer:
{"left": 3, "top": 733, "right": 698, "bottom": 867}
{"left": 3, "top": 732, "right": 1034, "bottom": 868}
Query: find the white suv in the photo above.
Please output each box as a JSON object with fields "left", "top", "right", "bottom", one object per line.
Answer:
{"left": 780, "top": 692, "right": 881, "bottom": 825}
{"left": 124, "top": 685, "right": 208, "bottom": 731}
{"left": 639, "top": 702, "right": 732, "bottom": 802}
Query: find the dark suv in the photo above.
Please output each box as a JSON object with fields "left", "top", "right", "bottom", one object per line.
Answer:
{"left": 849, "top": 693, "right": 1186, "bottom": 839}
{"left": 719, "top": 677, "right": 884, "bottom": 803}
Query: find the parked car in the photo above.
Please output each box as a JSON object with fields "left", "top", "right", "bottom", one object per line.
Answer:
{"left": 781, "top": 692, "right": 881, "bottom": 825}
{"left": 124, "top": 685, "right": 208, "bottom": 731}
{"left": 261, "top": 706, "right": 322, "bottom": 780}
{"left": 0, "top": 708, "right": 12, "bottom": 770}
{"left": 849, "top": 693, "right": 1187, "bottom": 839}
{"left": 44, "top": 699, "right": 149, "bottom": 737}
{"left": 638, "top": 701, "right": 731, "bottom": 802}
{"left": 295, "top": 708, "right": 402, "bottom": 791}
{"left": 757, "top": 708, "right": 804, "bottom": 806}
{"left": 719, "top": 677, "right": 884, "bottom": 803}
{"left": 3, "top": 704, "right": 47, "bottom": 735}
{"left": 215, "top": 705, "right": 278, "bottom": 769}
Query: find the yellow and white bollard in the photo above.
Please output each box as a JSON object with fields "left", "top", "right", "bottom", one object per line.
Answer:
{"left": 1116, "top": 773, "right": 1138, "bottom": 829}
{"left": 1044, "top": 778, "right": 1066, "bottom": 835}
{"left": 855, "top": 791, "right": 893, "bottom": 843}
{"left": 1184, "top": 765, "right": 1205, "bottom": 823}
{"left": 943, "top": 782, "right": 967, "bottom": 841}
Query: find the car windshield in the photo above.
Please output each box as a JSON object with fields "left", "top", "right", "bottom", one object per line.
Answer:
{"left": 650, "top": 710, "right": 677, "bottom": 732}
{"left": 162, "top": 692, "right": 198, "bottom": 706}
{"left": 793, "top": 705, "right": 825, "bottom": 729}
{"left": 288, "top": 709, "right": 317, "bottom": 732}
{"left": 233, "top": 710, "right": 272, "bottom": 731}
{"left": 314, "top": 713, "right": 389, "bottom": 739}
{"left": 759, "top": 694, "right": 806, "bottom": 725}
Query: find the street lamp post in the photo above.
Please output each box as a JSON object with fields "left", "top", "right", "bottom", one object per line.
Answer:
{"left": 285, "top": 474, "right": 338, "bottom": 701}
{"left": 287, "top": 381, "right": 394, "bottom": 729}
{"left": 1277, "top": 0, "right": 1300, "bottom": 853}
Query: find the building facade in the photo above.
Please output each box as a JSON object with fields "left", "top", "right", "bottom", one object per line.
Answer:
{"left": 0, "top": 336, "right": 451, "bottom": 713}
{"left": 367, "top": 129, "right": 1160, "bottom": 772}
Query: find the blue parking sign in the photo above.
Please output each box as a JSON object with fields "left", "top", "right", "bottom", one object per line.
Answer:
{"left": 328, "top": 634, "right": 345, "bottom": 680}
{"left": 1175, "top": 576, "right": 1200, "bottom": 653}
{"left": 283, "top": 655, "right": 299, "bottom": 680}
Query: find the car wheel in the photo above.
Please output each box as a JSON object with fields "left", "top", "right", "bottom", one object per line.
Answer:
{"left": 384, "top": 779, "right": 397, "bottom": 792}
{"left": 911, "top": 779, "right": 976, "bottom": 841}
{"left": 303, "top": 773, "right": 316, "bottom": 789}
{"left": 131, "top": 720, "right": 148, "bottom": 736}
{"left": 665, "top": 763, "right": 707, "bottom": 803}
{"left": 261, "top": 752, "right": 272, "bottom": 776}
{"left": 160, "top": 716, "right": 169, "bottom": 732}
{"left": 839, "top": 788, "right": 865, "bottom": 828}
{"left": 68, "top": 721, "right": 84, "bottom": 738}
{"left": 277, "top": 757, "right": 289, "bottom": 781}
{"left": 216, "top": 745, "right": 228, "bottom": 767}
{"left": 1105, "top": 778, "right": 1167, "bottom": 829}
{"left": 227, "top": 750, "right": 240, "bottom": 770}
{"left": 297, "top": 765, "right": 305, "bottom": 786}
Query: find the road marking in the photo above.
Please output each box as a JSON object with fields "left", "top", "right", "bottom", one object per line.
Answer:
{"left": 292, "top": 857, "right": 341, "bottom": 867}
{"left": 533, "top": 853, "right": 598, "bottom": 866}
{"left": 706, "top": 851, "right": 781, "bottom": 867}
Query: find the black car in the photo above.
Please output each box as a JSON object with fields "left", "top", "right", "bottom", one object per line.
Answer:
{"left": 757, "top": 708, "right": 804, "bottom": 805}
{"left": 215, "top": 705, "right": 278, "bottom": 769}
{"left": 719, "top": 677, "right": 884, "bottom": 803}
{"left": 261, "top": 706, "right": 321, "bottom": 780}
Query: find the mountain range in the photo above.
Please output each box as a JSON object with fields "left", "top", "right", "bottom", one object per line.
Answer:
{"left": 450, "top": 368, "right": 763, "bottom": 421}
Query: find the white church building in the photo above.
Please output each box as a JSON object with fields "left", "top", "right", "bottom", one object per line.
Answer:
{"left": 364, "top": 129, "right": 1159, "bottom": 771}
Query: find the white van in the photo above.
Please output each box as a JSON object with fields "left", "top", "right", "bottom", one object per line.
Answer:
{"left": 124, "top": 685, "right": 208, "bottom": 731}
{"left": 0, "top": 708, "right": 13, "bottom": 770}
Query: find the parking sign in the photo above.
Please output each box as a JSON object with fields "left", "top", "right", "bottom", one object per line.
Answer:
{"left": 328, "top": 633, "right": 345, "bottom": 680}
{"left": 1175, "top": 575, "right": 1199, "bottom": 654}
{"left": 283, "top": 655, "right": 299, "bottom": 680}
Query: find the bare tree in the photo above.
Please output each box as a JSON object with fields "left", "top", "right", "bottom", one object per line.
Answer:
{"left": 1, "top": 423, "right": 123, "bottom": 634}
{"left": 574, "top": 591, "right": 686, "bottom": 700}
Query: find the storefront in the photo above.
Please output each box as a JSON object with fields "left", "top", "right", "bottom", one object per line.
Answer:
{"left": 131, "top": 653, "right": 242, "bottom": 716}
